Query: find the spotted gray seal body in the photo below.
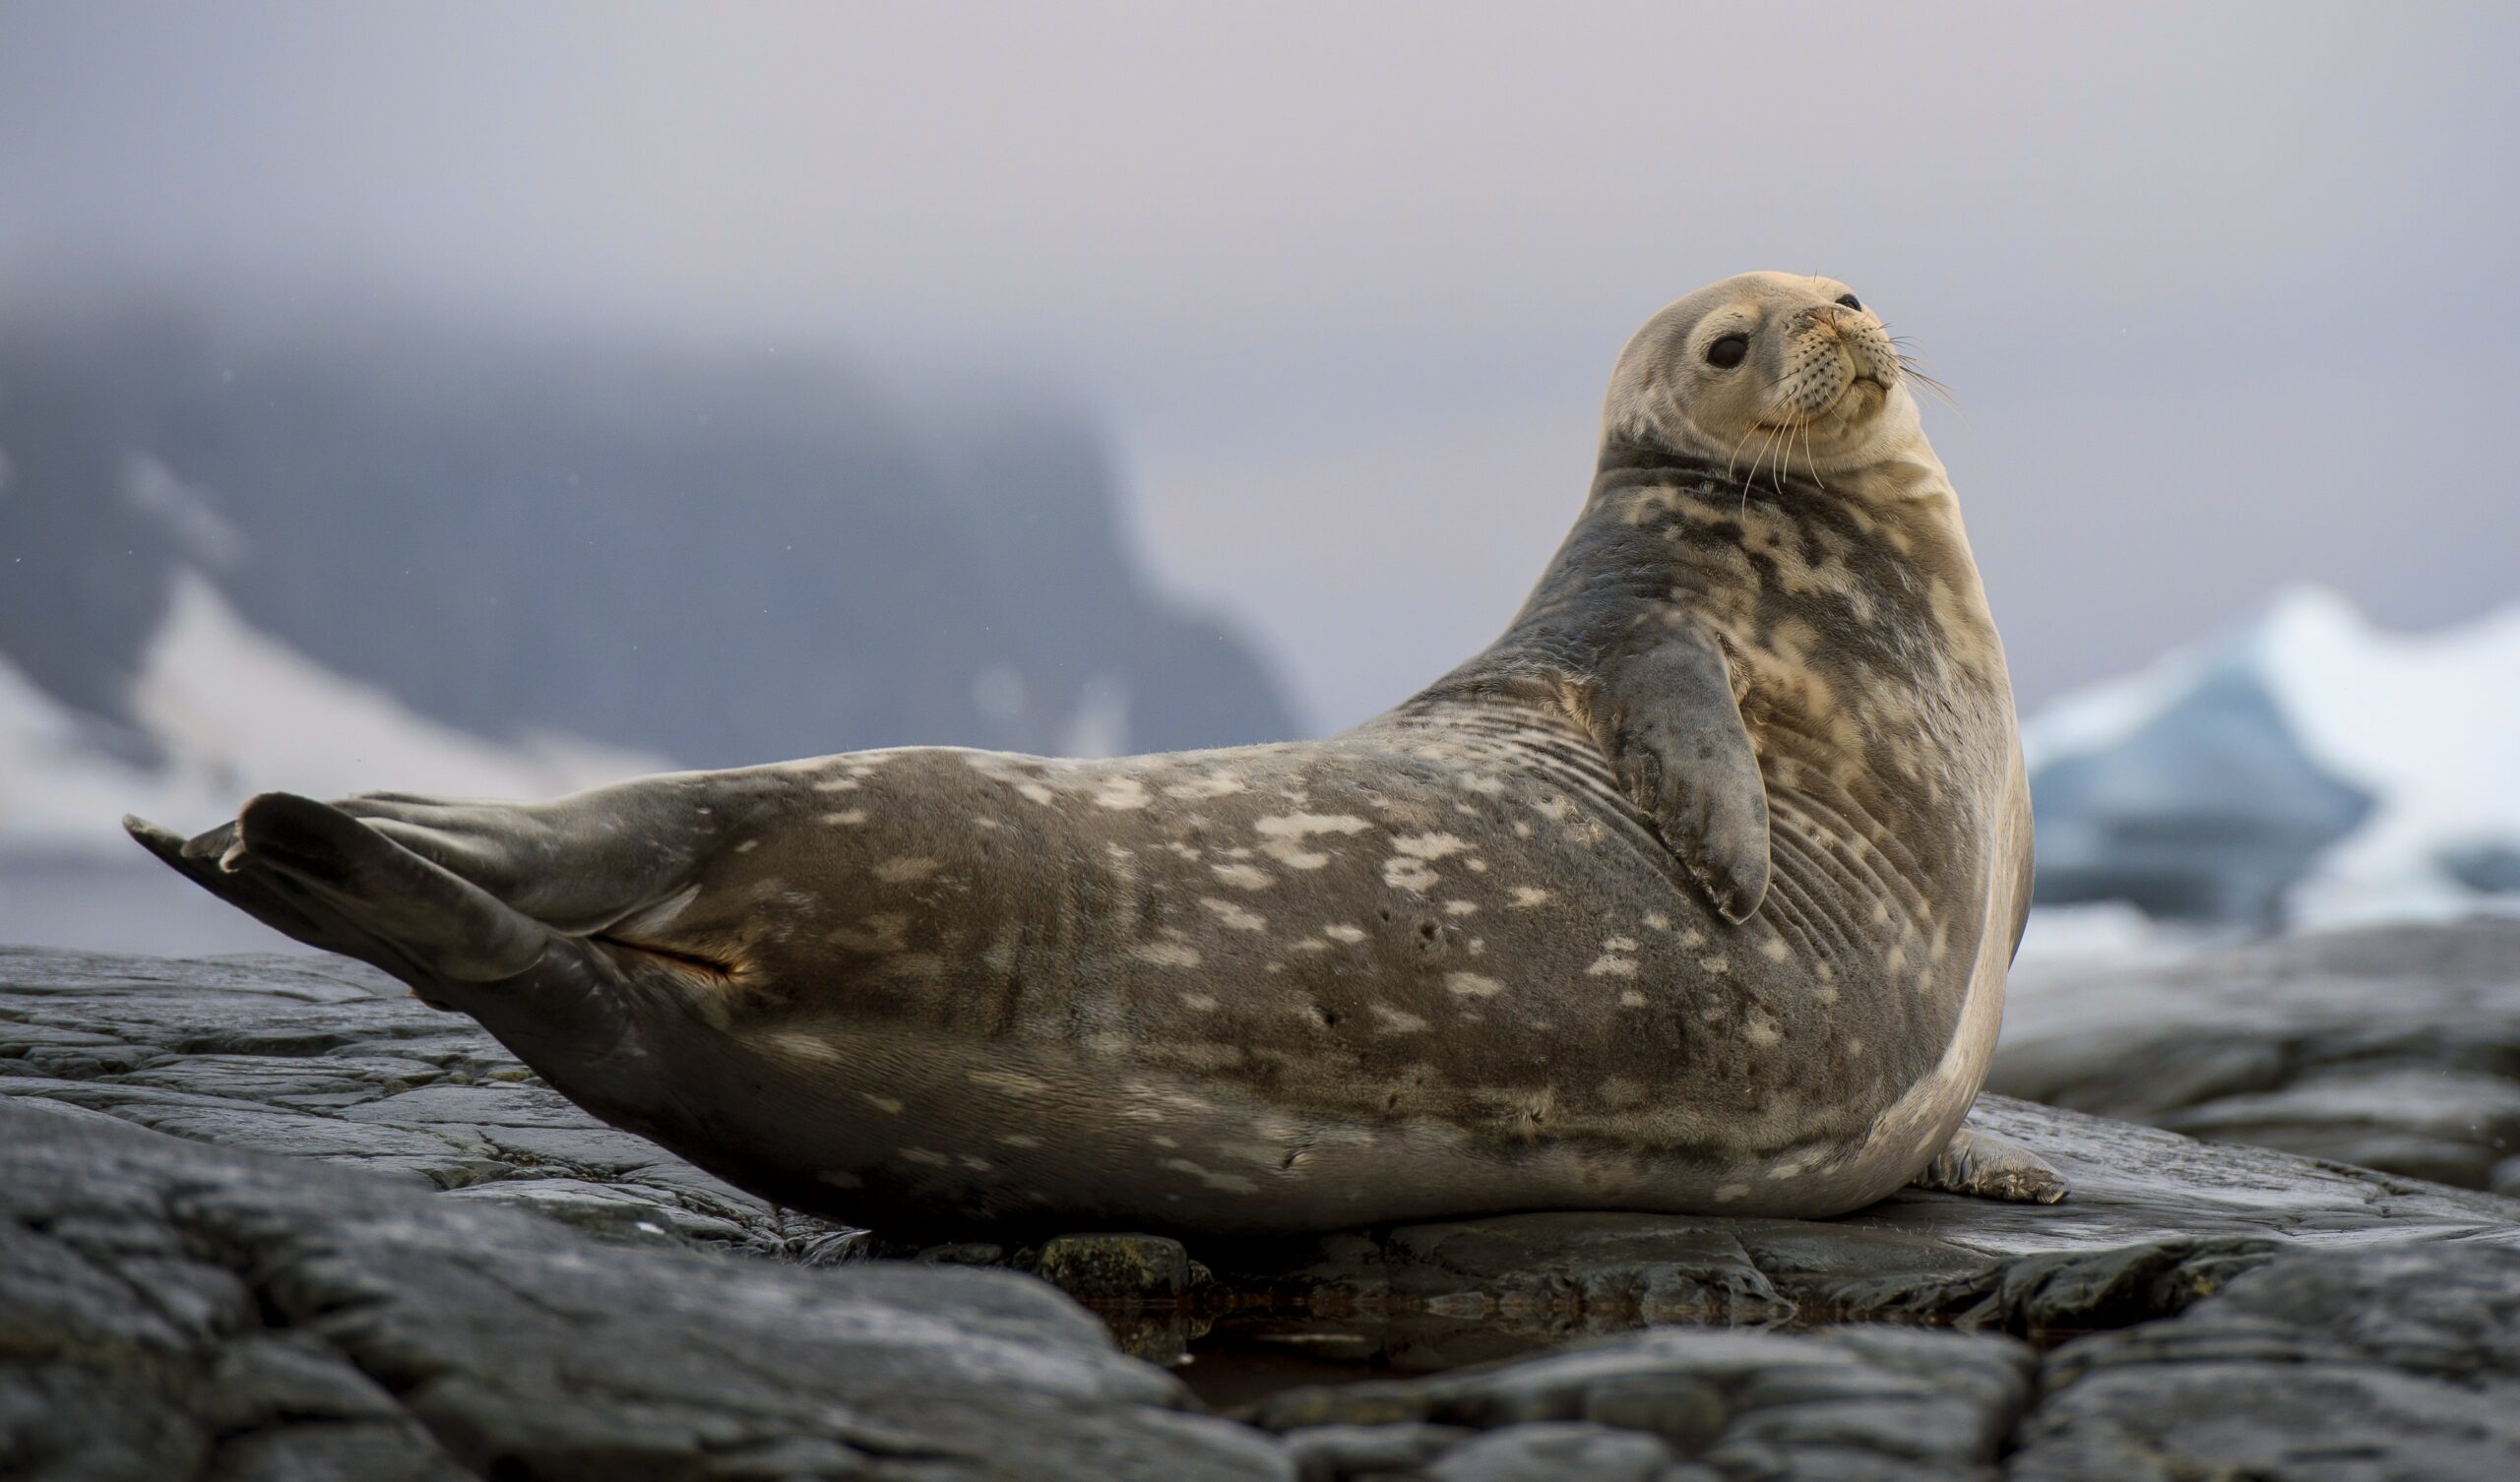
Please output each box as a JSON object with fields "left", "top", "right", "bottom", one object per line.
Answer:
{"left": 130, "top": 272, "right": 2059, "bottom": 1240}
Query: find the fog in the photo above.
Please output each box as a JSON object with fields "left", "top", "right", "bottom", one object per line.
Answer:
{"left": 5, "top": 1, "right": 2513, "bottom": 729}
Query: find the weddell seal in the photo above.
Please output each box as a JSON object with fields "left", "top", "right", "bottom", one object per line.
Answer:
{"left": 130, "top": 272, "right": 2064, "bottom": 1240}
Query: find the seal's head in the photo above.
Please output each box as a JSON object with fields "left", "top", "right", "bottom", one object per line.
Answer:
{"left": 1604, "top": 272, "right": 1934, "bottom": 483}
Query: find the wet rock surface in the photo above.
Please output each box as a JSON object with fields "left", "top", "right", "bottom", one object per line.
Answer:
{"left": 1194, "top": 1091, "right": 2520, "bottom": 1377}
{"left": 0, "top": 948, "right": 844, "bottom": 1256}
{"left": 0, "top": 1097, "right": 1285, "bottom": 1481}
{"left": 1248, "top": 1324, "right": 2036, "bottom": 1479}
{"left": 1995, "top": 917, "right": 2520, "bottom": 1193}
{"left": 2006, "top": 1243, "right": 2520, "bottom": 1481}
{"left": 1240, "top": 1243, "right": 2520, "bottom": 1480}
{"left": 7, "top": 941, "right": 2520, "bottom": 1478}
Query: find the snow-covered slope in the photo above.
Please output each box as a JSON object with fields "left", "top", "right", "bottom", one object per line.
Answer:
{"left": 2027, "top": 586, "right": 2520, "bottom": 926}
{"left": 0, "top": 571, "right": 666, "bottom": 858}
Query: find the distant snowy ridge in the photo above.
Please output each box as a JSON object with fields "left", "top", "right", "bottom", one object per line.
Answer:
{"left": 0, "top": 571, "right": 666, "bottom": 858}
{"left": 2026, "top": 585, "right": 2520, "bottom": 926}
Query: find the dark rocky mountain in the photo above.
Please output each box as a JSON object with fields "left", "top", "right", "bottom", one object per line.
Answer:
{"left": 0, "top": 292, "right": 1297, "bottom": 773}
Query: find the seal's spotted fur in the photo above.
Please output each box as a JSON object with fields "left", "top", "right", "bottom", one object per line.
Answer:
{"left": 130, "top": 273, "right": 2057, "bottom": 1239}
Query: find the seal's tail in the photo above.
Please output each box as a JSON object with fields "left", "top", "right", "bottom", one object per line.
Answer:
{"left": 126, "top": 793, "right": 552, "bottom": 994}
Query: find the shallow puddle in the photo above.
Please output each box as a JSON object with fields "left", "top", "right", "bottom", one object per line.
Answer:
{"left": 1087, "top": 1299, "right": 1669, "bottom": 1409}
{"left": 1084, "top": 1295, "right": 2090, "bottom": 1410}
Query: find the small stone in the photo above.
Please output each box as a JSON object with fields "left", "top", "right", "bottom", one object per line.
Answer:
{"left": 1032, "top": 1232, "right": 1194, "bottom": 1300}
{"left": 914, "top": 1242, "right": 1008, "bottom": 1266}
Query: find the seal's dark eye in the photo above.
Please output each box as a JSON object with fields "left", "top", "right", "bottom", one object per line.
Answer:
{"left": 1835, "top": 293, "right": 1862, "bottom": 312}
{"left": 1705, "top": 334, "right": 1749, "bottom": 369}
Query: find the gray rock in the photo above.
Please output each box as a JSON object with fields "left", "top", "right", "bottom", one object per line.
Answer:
{"left": 0, "top": 1097, "right": 1292, "bottom": 1482}
{"left": 1996, "top": 918, "right": 2520, "bottom": 1189}
{"left": 2009, "top": 1243, "right": 2520, "bottom": 1480}
{"left": 0, "top": 946, "right": 833, "bottom": 1257}
{"left": 1254, "top": 1326, "right": 2031, "bottom": 1479}
{"left": 11, "top": 943, "right": 2520, "bottom": 1375}
{"left": 1279, "top": 1422, "right": 1474, "bottom": 1481}
{"left": 1421, "top": 1422, "right": 1672, "bottom": 1481}
{"left": 1249, "top": 1243, "right": 2520, "bottom": 1479}
{"left": 9, "top": 942, "right": 2520, "bottom": 1473}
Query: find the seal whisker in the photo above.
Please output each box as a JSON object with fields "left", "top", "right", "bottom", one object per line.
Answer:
{"left": 1884, "top": 331, "right": 1961, "bottom": 415}
{"left": 1899, "top": 360, "right": 1959, "bottom": 413}
{"left": 1739, "top": 408, "right": 1795, "bottom": 514}
{"left": 1796, "top": 419, "right": 1827, "bottom": 494}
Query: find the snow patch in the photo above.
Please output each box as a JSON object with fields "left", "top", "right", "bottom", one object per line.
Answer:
{"left": 1, "top": 570, "right": 664, "bottom": 857}
{"left": 121, "top": 454, "right": 246, "bottom": 570}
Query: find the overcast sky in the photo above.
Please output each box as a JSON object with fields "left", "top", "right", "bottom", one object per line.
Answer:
{"left": 4, "top": 2, "right": 2514, "bottom": 732}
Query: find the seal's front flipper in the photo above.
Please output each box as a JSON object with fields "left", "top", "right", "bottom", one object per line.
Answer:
{"left": 1911, "top": 1125, "right": 2069, "bottom": 1204}
{"left": 1580, "top": 629, "right": 1771, "bottom": 923}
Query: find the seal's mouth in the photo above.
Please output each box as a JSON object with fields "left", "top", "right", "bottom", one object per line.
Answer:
{"left": 1750, "top": 374, "right": 1892, "bottom": 435}
{"left": 1822, "top": 374, "right": 1890, "bottom": 418}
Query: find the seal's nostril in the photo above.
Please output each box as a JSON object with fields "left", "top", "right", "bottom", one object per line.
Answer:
{"left": 1835, "top": 293, "right": 1862, "bottom": 312}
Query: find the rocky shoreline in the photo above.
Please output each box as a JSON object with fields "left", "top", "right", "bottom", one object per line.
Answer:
{"left": 1997, "top": 917, "right": 2520, "bottom": 1194}
{"left": 6, "top": 930, "right": 2519, "bottom": 1479}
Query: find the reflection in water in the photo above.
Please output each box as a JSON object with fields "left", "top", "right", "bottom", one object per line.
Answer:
{"left": 1089, "top": 1298, "right": 1703, "bottom": 1413}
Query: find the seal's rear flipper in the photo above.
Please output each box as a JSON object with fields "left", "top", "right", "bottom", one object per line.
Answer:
{"left": 132, "top": 796, "right": 661, "bottom": 1131}
{"left": 126, "top": 794, "right": 553, "bottom": 994}
{"left": 126, "top": 813, "right": 352, "bottom": 957}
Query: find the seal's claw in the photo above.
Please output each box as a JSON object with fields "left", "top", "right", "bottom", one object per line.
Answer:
{"left": 1704, "top": 839, "right": 1771, "bottom": 925}
{"left": 125, "top": 810, "right": 355, "bottom": 957}
{"left": 1911, "top": 1125, "right": 2069, "bottom": 1204}
{"left": 122, "top": 815, "right": 186, "bottom": 860}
